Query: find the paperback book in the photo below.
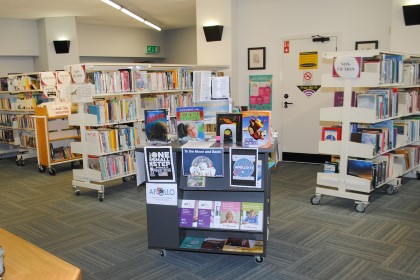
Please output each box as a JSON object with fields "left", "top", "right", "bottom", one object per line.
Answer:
{"left": 242, "top": 110, "right": 271, "bottom": 148}
{"left": 144, "top": 109, "right": 170, "bottom": 143}
{"left": 179, "top": 199, "right": 198, "bottom": 227}
{"left": 201, "top": 238, "right": 226, "bottom": 250}
{"left": 347, "top": 159, "right": 373, "bottom": 181}
{"left": 240, "top": 202, "right": 264, "bottom": 231}
{"left": 222, "top": 239, "right": 263, "bottom": 253}
{"left": 180, "top": 237, "right": 205, "bottom": 249}
{"left": 182, "top": 148, "right": 224, "bottom": 177}
{"left": 213, "top": 201, "right": 241, "bottom": 230}
{"left": 197, "top": 200, "right": 214, "bottom": 228}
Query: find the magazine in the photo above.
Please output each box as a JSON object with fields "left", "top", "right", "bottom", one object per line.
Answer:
{"left": 242, "top": 110, "right": 271, "bottom": 148}
{"left": 144, "top": 109, "right": 170, "bottom": 143}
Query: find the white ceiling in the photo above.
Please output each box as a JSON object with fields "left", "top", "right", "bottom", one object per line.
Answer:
{"left": 0, "top": 0, "right": 196, "bottom": 30}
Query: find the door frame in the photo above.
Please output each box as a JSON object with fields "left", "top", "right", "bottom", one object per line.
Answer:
{"left": 278, "top": 32, "right": 342, "bottom": 162}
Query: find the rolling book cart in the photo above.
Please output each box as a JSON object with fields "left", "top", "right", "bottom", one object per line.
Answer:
{"left": 137, "top": 141, "right": 276, "bottom": 263}
{"left": 313, "top": 50, "right": 420, "bottom": 212}
{"left": 33, "top": 106, "right": 82, "bottom": 175}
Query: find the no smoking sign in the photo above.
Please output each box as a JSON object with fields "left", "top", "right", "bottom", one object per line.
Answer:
{"left": 303, "top": 71, "right": 313, "bottom": 85}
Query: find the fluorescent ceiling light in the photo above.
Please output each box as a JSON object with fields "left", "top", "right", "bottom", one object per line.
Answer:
{"left": 121, "top": 8, "right": 145, "bottom": 22}
{"left": 100, "top": 0, "right": 161, "bottom": 31}
{"left": 144, "top": 21, "right": 162, "bottom": 31}
{"left": 101, "top": 0, "right": 121, "bottom": 10}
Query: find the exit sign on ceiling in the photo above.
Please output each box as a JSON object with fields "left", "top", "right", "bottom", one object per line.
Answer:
{"left": 146, "top": 45, "right": 160, "bottom": 54}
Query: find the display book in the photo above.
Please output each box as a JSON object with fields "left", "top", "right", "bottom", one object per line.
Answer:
{"left": 315, "top": 50, "right": 420, "bottom": 212}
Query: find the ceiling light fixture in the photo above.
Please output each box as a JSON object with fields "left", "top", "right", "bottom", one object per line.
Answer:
{"left": 100, "top": 0, "right": 161, "bottom": 31}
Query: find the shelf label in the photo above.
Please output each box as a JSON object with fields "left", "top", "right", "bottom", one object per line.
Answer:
{"left": 146, "top": 183, "right": 177, "bottom": 206}
{"left": 333, "top": 56, "right": 361, "bottom": 79}
{"left": 146, "top": 45, "right": 160, "bottom": 54}
{"left": 70, "top": 84, "right": 94, "bottom": 103}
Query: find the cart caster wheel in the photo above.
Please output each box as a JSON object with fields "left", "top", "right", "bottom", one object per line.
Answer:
{"left": 98, "top": 193, "right": 104, "bottom": 202}
{"left": 16, "top": 159, "right": 21, "bottom": 166}
{"left": 416, "top": 172, "right": 420, "bottom": 180}
{"left": 74, "top": 189, "right": 80, "bottom": 196}
{"left": 122, "top": 176, "right": 129, "bottom": 182}
{"left": 160, "top": 249, "right": 167, "bottom": 257}
{"left": 20, "top": 159, "right": 25, "bottom": 166}
{"left": 71, "top": 161, "right": 76, "bottom": 168}
{"left": 254, "top": 256, "right": 264, "bottom": 264}
{"left": 38, "top": 165, "right": 46, "bottom": 173}
{"left": 355, "top": 203, "right": 366, "bottom": 213}
{"left": 385, "top": 185, "right": 394, "bottom": 195}
{"left": 311, "top": 195, "right": 321, "bottom": 205}
{"left": 48, "top": 168, "right": 56, "bottom": 176}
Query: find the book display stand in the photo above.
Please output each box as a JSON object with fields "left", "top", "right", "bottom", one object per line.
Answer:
{"left": 137, "top": 141, "right": 277, "bottom": 263}
{"left": 314, "top": 50, "right": 420, "bottom": 212}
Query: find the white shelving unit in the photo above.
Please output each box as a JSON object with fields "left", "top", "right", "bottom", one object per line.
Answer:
{"left": 66, "top": 63, "right": 228, "bottom": 201}
{"left": 312, "top": 50, "right": 420, "bottom": 212}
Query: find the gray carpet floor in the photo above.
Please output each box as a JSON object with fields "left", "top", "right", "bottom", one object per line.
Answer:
{"left": 0, "top": 157, "right": 419, "bottom": 280}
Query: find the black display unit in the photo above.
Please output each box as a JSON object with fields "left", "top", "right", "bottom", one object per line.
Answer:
{"left": 136, "top": 142, "right": 276, "bottom": 263}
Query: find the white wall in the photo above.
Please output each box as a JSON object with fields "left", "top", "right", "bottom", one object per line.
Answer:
{"left": 0, "top": 57, "right": 34, "bottom": 76}
{"left": 0, "top": 19, "right": 39, "bottom": 56}
{"left": 391, "top": 0, "right": 420, "bottom": 53}
{"left": 163, "top": 27, "right": 197, "bottom": 64}
{"left": 77, "top": 23, "right": 166, "bottom": 59}
{"left": 233, "top": 0, "right": 394, "bottom": 133}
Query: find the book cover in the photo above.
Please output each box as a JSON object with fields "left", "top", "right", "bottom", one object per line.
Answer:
{"left": 179, "top": 199, "right": 198, "bottom": 227}
{"left": 230, "top": 148, "right": 258, "bottom": 187}
{"left": 240, "top": 202, "right": 264, "bottom": 231}
{"left": 182, "top": 148, "right": 224, "bottom": 177}
{"left": 180, "top": 237, "right": 205, "bottom": 249}
{"left": 357, "top": 94, "right": 376, "bottom": 110}
{"left": 144, "top": 109, "right": 170, "bottom": 143}
{"left": 201, "top": 238, "right": 226, "bottom": 250}
{"left": 347, "top": 159, "right": 373, "bottom": 181}
{"left": 176, "top": 106, "right": 204, "bottom": 122}
{"left": 213, "top": 201, "right": 241, "bottom": 230}
{"left": 197, "top": 200, "right": 214, "bottom": 228}
{"left": 223, "top": 240, "right": 263, "bottom": 253}
{"left": 87, "top": 155, "right": 101, "bottom": 171}
{"left": 242, "top": 110, "right": 271, "bottom": 148}
{"left": 178, "top": 121, "right": 205, "bottom": 142}
{"left": 333, "top": 91, "right": 357, "bottom": 107}
{"left": 322, "top": 127, "right": 342, "bottom": 141}
{"left": 216, "top": 113, "right": 242, "bottom": 142}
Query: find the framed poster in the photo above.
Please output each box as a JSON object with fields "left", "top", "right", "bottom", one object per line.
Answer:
{"left": 248, "top": 47, "right": 266, "bottom": 70}
{"left": 355, "top": 40, "right": 378, "bottom": 50}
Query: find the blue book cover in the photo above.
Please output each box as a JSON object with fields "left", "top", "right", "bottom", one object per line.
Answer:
{"left": 182, "top": 148, "right": 224, "bottom": 177}
{"left": 87, "top": 105, "right": 101, "bottom": 124}
{"left": 347, "top": 159, "right": 373, "bottom": 181}
{"left": 180, "top": 237, "right": 205, "bottom": 249}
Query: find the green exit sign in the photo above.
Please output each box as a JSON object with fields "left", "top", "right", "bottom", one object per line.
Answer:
{"left": 146, "top": 45, "right": 160, "bottom": 54}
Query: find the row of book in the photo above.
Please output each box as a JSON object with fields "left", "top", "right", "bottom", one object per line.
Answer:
{"left": 87, "top": 151, "right": 136, "bottom": 180}
{"left": 86, "top": 69, "right": 194, "bottom": 94}
{"left": 7, "top": 74, "right": 41, "bottom": 92}
{"left": 179, "top": 200, "right": 264, "bottom": 231}
{"left": 333, "top": 89, "right": 419, "bottom": 117}
{"left": 85, "top": 125, "right": 141, "bottom": 154}
{"left": 18, "top": 131, "right": 36, "bottom": 148}
{"left": 0, "top": 95, "right": 42, "bottom": 110}
{"left": 0, "top": 114, "right": 36, "bottom": 130}
{"left": 403, "top": 62, "right": 420, "bottom": 86}
{"left": 50, "top": 144, "right": 75, "bottom": 160}
{"left": 0, "top": 130, "right": 14, "bottom": 143}
{"left": 180, "top": 236, "right": 263, "bottom": 253}
{"left": 362, "top": 53, "right": 404, "bottom": 85}
{"left": 346, "top": 145, "right": 420, "bottom": 187}
{"left": 141, "top": 92, "right": 194, "bottom": 116}
{"left": 87, "top": 97, "right": 139, "bottom": 124}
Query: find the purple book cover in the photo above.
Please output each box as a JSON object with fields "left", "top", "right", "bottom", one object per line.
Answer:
{"left": 179, "top": 200, "right": 197, "bottom": 227}
{"left": 334, "top": 91, "right": 357, "bottom": 107}
{"left": 197, "top": 200, "right": 214, "bottom": 228}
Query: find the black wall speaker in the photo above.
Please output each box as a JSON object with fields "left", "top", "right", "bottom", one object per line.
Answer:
{"left": 53, "top": 40, "right": 71, "bottom": 54}
{"left": 403, "top": 4, "right": 420, "bottom": 26}
{"left": 203, "top": 25, "right": 224, "bottom": 42}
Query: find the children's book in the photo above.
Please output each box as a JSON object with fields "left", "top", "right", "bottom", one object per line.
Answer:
{"left": 216, "top": 113, "right": 242, "bottom": 142}
{"left": 239, "top": 202, "right": 264, "bottom": 231}
{"left": 347, "top": 159, "right": 373, "bottom": 181}
{"left": 179, "top": 199, "right": 198, "bottom": 227}
{"left": 176, "top": 106, "right": 205, "bottom": 142}
{"left": 213, "top": 201, "right": 241, "bottom": 230}
{"left": 197, "top": 200, "right": 214, "bottom": 228}
{"left": 180, "top": 236, "right": 205, "bottom": 249}
{"left": 144, "top": 108, "right": 170, "bottom": 143}
{"left": 242, "top": 110, "right": 271, "bottom": 148}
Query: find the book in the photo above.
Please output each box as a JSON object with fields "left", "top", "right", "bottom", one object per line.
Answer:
{"left": 223, "top": 239, "right": 263, "bottom": 253}
{"left": 229, "top": 148, "right": 258, "bottom": 187}
{"left": 180, "top": 237, "right": 205, "bottom": 249}
{"left": 216, "top": 113, "right": 242, "bottom": 142}
{"left": 144, "top": 109, "right": 170, "bottom": 143}
{"left": 177, "top": 121, "right": 205, "bottom": 142}
{"left": 357, "top": 94, "right": 376, "bottom": 110}
{"left": 242, "top": 110, "right": 271, "bottom": 148}
{"left": 201, "top": 238, "right": 226, "bottom": 250}
{"left": 240, "top": 202, "right": 264, "bottom": 231}
{"left": 347, "top": 159, "right": 373, "bottom": 182}
{"left": 213, "top": 201, "right": 241, "bottom": 230}
{"left": 197, "top": 200, "right": 214, "bottom": 228}
{"left": 179, "top": 200, "right": 198, "bottom": 227}
{"left": 186, "top": 175, "right": 206, "bottom": 187}
{"left": 321, "top": 127, "right": 342, "bottom": 141}
{"left": 333, "top": 91, "right": 357, "bottom": 107}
